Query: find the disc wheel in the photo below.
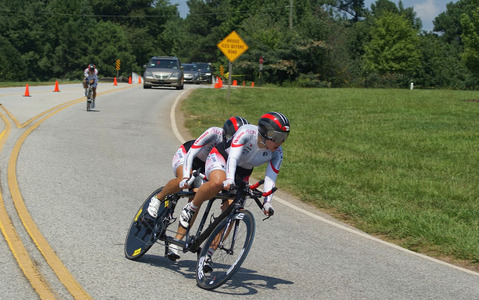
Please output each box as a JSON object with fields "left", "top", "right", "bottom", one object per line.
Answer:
{"left": 124, "top": 187, "right": 164, "bottom": 260}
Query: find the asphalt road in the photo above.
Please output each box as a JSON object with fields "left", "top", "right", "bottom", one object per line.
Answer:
{"left": 0, "top": 82, "right": 477, "bottom": 299}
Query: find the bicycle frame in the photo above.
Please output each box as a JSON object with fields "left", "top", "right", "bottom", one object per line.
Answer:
{"left": 160, "top": 179, "right": 270, "bottom": 255}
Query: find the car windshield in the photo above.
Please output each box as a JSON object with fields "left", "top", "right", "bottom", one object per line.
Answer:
{"left": 183, "top": 64, "right": 197, "bottom": 71}
{"left": 149, "top": 59, "right": 178, "bottom": 69}
{"left": 196, "top": 63, "right": 210, "bottom": 71}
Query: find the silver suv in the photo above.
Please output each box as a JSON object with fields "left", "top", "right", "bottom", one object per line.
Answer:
{"left": 143, "top": 56, "right": 184, "bottom": 90}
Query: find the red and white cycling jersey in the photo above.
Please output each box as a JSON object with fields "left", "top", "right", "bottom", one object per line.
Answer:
{"left": 206, "top": 124, "right": 283, "bottom": 202}
{"left": 183, "top": 126, "right": 223, "bottom": 176}
{"left": 84, "top": 67, "right": 98, "bottom": 77}
{"left": 171, "top": 127, "right": 223, "bottom": 176}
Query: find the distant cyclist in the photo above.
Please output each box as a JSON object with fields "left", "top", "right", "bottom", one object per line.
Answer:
{"left": 145, "top": 116, "right": 249, "bottom": 260}
{"left": 83, "top": 64, "right": 98, "bottom": 108}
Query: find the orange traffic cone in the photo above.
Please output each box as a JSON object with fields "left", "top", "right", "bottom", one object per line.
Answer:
{"left": 251, "top": 82, "right": 255, "bottom": 87}
{"left": 138, "top": 77, "right": 142, "bottom": 84}
{"left": 53, "top": 80, "right": 60, "bottom": 92}
{"left": 242, "top": 81, "right": 245, "bottom": 86}
{"left": 214, "top": 82, "right": 219, "bottom": 89}
{"left": 23, "top": 84, "right": 31, "bottom": 97}
{"left": 233, "top": 80, "right": 237, "bottom": 86}
{"left": 219, "top": 78, "right": 223, "bottom": 88}
{"left": 114, "top": 77, "right": 118, "bottom": 86}
{"left": 128, "top": 76, "right": 132, "bottom": 84}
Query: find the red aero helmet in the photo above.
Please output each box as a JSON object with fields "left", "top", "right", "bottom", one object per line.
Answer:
{"left": 258, "top": 112, "right": 290, "bottom": 143}
{"left": 223, "top": 116, "right": 249, "bottom": 141}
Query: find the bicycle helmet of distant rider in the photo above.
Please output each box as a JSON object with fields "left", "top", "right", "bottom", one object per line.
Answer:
{"left": 88, "top": 64, "right": 95, "bottom": 72}
{"left": 223, "top": 116, "right": 249, "bottom": 141}
{"left": 258, "top": 112, "right": 290, "bottom": 143}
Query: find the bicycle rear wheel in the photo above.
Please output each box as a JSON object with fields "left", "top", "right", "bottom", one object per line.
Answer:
{"left": 196, "top": 209, "right": 255, "bottom": 290}
{"left": 124, "top": 187, "right": 165, "bottom": 260}
{"left": 86, "top": 99, "right": 91, "bottom": 111}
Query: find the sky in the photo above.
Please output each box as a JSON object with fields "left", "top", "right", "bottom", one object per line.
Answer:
{"left": 171, "top": 0, "right": 459, "bottom": 32}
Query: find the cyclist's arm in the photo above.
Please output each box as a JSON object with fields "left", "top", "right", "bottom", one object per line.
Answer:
{"left": 225, "top": 136, "right": 246, "bottom": 183}
{"left": 89, "top": 74, "right": 98, "bottom": 84}
{"left": 263, "top": 146, "right": 283, "bottom": 202}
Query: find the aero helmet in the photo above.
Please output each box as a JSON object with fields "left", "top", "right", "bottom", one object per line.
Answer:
{"left": 88, "top": 64, "right": 95, "bottom": 71}
{"left": 223, "top": 116, "right": 249, "bottom": 141}
{"left": 258, "top": 112, "right": 290, "bottom": 143}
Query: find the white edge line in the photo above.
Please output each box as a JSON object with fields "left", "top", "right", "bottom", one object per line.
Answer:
{"left": 170, "top": 92, "right": 479, "bottom": 277}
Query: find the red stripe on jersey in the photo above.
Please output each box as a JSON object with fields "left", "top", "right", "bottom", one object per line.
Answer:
{"left": 210, "top": 147, "right": 220, "bottom": 155}
{"left": 180, "top": 144, "right": 187, "bottom": 154}
{"left": 270, "top": 161, "right": 279, "bottom": 173}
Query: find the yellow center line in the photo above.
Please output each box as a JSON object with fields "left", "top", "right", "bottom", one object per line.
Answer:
{"left": 8, "top": 96, "right": 92, "bottom": 299}
{"left": 2, "top": 84, "right": 136, "bottom": 129}
{"left": 2, "top": 84, "right": 137, "bottom": 299}
{"left": 0, "top": 111, "right": 57, "bottom": 299}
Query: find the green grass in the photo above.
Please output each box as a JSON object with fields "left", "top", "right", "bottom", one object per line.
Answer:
{"left": 181, "top": 87, "right": 479, "bottom": 266}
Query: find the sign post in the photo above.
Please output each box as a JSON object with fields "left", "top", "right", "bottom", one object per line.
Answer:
{"left": 259, "top": 57, "right": 264, "bottom": 86}
{"left": 217, "top": 31, "right": 249, "bottom": 103}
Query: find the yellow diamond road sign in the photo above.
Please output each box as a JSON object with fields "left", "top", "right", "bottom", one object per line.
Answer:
{"left": 217, "top": 31, "right": 249, "bottom": 62}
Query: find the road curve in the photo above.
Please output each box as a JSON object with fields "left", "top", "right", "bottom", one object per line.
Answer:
{"left": 0, "top": 83, "right": 477, "bottom": 299}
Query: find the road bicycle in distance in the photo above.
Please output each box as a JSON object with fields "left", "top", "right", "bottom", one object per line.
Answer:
{"left": 85, "top": 80, "right": 95, "bottom": 111}
{"left": 124, "top": 171, "right": 275, "bottom": 290}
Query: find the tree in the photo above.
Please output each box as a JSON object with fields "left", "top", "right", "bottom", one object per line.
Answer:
{"left": 0, "top": 36, "right": 27, "bottom": 81}
{"left": 89, "top": 21, "right": 136, "bottom": 77}
{"left": 461, "top": 7, "right": 479, "bottom": 78}
{"left": 336, "top": 0, "right": 366, "bottom": 22}
{"left": 48, "top": 0, "right": 97, "bottom": 79}
{"left": 433, "top": 0, "right": 478, "bottom": 44}
{"left": 363, "top": 12, "right": 421, "bottom": 83}
{"left": 414, "top": 33, "right": 474, "bottom": 89}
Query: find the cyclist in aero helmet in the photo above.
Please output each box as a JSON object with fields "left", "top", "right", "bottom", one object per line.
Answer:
{"left": 223, "top": 116, "right": 249, "bottom": 141}
{"left": 177, "top": 112, "right": 290, "bottom": 271}
{"left": 146, "top": 116, "right": 248, "bottom": 260}
{"left": 258, "top": 111, "right": 290, "bottom": 144}
{"left": 83, "top": 64, "right": 98, "bottom": 108}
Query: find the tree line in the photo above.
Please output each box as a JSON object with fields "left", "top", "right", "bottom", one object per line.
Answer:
{"left": 1, "top": 0, "right": 478, "bottom": 89}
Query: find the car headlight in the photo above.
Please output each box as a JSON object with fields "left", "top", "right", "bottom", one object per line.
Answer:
{"left": 205, "top": 72, "right": 212, "bottom": 76}
{"left": 144, "top": 71, "right": 153, "bottom": 78}
{"left": 170, "top": 72, "right": 179, "bottom": 79}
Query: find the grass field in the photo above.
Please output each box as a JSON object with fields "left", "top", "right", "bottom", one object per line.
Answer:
{"left": 181, "top": 87, "right": 479, "bottom": 270}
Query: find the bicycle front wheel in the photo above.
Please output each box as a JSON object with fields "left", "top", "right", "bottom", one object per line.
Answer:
{"left": 196, "top": 209, "right": 255, "bottom": 290}
{"left": 124, "top": 187, "right": 164, "bottom": 260}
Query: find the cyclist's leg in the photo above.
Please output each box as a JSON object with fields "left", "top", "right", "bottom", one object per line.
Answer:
{"left": 190, "top": 169, "right": 225, "bottom": 208}
{"left": 156, "top": 165, "right": 183, "bottom": 200}
{"left": 147, "top": 144, "right": 187, "bottom": 218}
{"left": 92, "top": 87, "right": 97, "bottom": 99}
{"left": 179, "top": 168, "right": 224, "bottom": 230}
{"left": 83, "top": 78, "right": 87, "bottom": 95}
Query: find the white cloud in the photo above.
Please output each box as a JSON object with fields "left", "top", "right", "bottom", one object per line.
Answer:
{"left": 414, "top": 0, "right": 440, "bottom": 27}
